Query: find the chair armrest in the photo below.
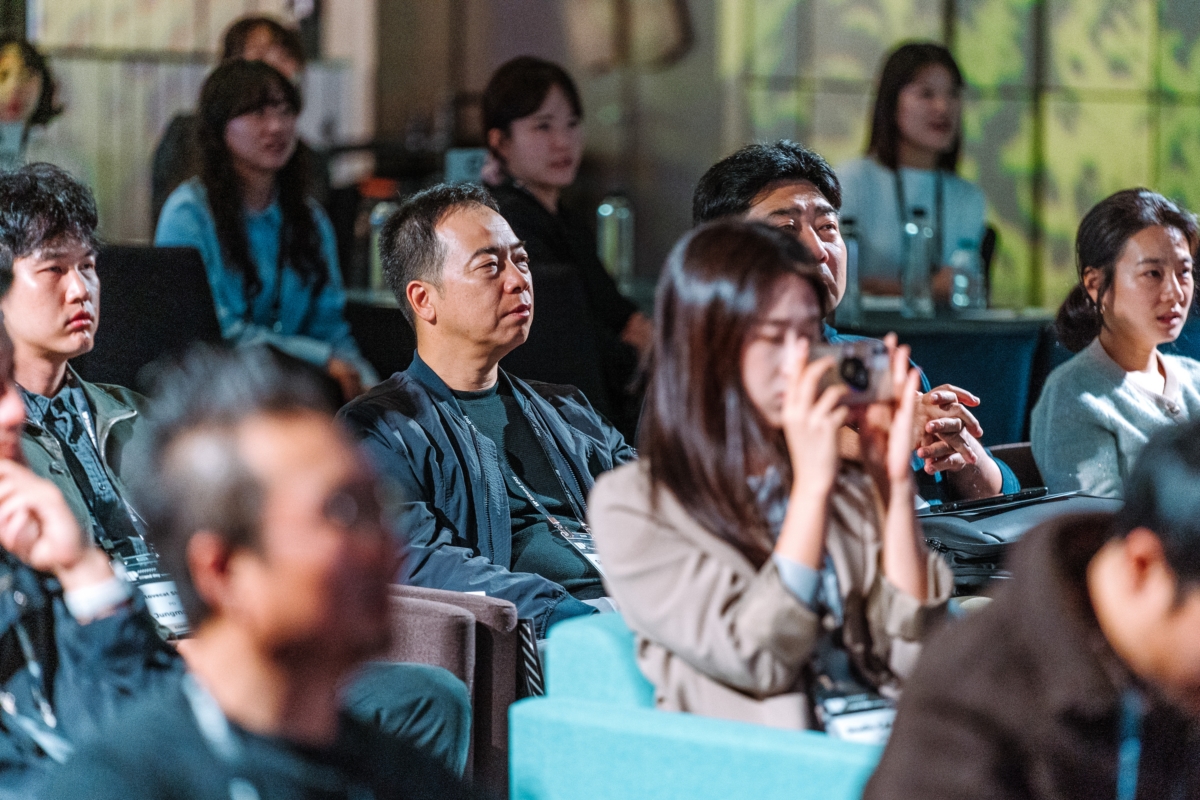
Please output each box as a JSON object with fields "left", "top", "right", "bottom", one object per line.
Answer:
{"left": 509, "top": 697, "right": 880, "bottom": 800}
{"left": 386, "top": 595, "right": 476, "bottom": 695}
{"left": 545, "top": 614, "right": 654, "bottom": 707}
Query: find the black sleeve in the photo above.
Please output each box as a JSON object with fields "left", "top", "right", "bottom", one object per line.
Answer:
{"left": 863, "top": 648, "right": 1030, "bottom": 800}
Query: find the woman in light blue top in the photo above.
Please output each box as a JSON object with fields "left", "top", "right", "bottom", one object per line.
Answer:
{"left": 155, "top": 60, "right": 376, "bottom": 400}
{"left": 838, "top": 43, "right": 985, "bottom": 300}
{"left": 1031, "top": 189, "right": 1200, "bottom": 498}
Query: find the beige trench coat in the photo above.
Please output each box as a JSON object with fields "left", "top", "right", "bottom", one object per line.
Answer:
{"left": 588, "top": 460, "right": 954, "bottom": 729}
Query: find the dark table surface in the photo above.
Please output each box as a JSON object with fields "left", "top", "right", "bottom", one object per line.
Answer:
{"left": 835, "top": 310, "right": 1060, "bottom": 447}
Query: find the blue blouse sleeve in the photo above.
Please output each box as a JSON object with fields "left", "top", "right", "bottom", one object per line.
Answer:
{"left": 155, "top": 184, "right": 377, "bottom": 384}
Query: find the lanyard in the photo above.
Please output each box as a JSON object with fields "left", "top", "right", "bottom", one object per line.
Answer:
{"left": 509, "top": 473, "right": 604, "bottom": 575}
{"left": 894, "top": 168, "right": 945, "bottom": 267}
{"left": 461, "top": 415, "right": 603, "bottom": 575}
{"left": 1116, "top": 689, "right": 1142, "bottom": 800}
{"left": 182, "top": 675, "right": 375, "bottom": 800}
{"left": 0, "top": 611, "right": 74, "bottom": 763}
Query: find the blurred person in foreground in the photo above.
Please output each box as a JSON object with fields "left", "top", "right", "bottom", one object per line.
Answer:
{"left": 0, "top": 276, "right": 181, "bottom": 795}
{"left": 865, "top": 419, "right": 1200, "bottom": 799}
{"left": 339, "top": 184, "right": 634, "bottom": 639}
{"left": 0, "top": 163, "right": 472, "bottom": 780}
{"left": 46, "top": 346, "right": 476, "bottom": 800}
{"left": 693, "top": 139, "right": 1017, "bottom": 504}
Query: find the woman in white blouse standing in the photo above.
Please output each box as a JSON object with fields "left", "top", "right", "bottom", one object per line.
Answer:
{"left": 1031, "top": 189, "right": 1200, "bottom": 498}
{"left": 838, "top": 42, "right": 985, "bottom": 300}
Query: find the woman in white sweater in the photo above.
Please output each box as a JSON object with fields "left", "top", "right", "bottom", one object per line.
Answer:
{"left": 1031, "top": 189, "right": 1200, "bottom": 498}
{"left": 838, "top": 43, "right": 986, "bottom": 300}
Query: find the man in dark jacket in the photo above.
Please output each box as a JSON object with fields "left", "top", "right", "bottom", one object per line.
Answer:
{"left": 339, "top": 183, "right": 636, "bottom": 638}
{"left": 865, "top": 420, "right": 1200, "bottom": 799}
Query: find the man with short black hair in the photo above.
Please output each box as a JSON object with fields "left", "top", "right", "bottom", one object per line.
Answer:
{"left": 693, "top": 141, "right": 1016, "bottom": 502}
{"left": 865, "top": 420, "right": 1200, "bottom": 799}
{"left": 0, "top": 162, "right": 473, "bottom": 777}
{"left": 340, "top": 183, "right": 634, "bottom": 637}
{"left": 46, "top": 346, "right": 475, "bottom": 800}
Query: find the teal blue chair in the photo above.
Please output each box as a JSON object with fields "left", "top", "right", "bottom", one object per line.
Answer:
{"left": 509, "top": 614, "right": 881, "bottom": 800}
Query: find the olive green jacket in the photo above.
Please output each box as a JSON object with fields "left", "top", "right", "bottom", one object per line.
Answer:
{"left": 19, "top": 368, "right": 148, "bottom": 544}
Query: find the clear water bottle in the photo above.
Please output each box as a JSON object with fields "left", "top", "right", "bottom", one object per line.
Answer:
{"left": 948, "top": 238, "right": 986, "bottom": 311}
{"left": 835, "top": 216, "right": 862, "bottom": 327}
{"left": 902, "top": 207, "right": 935, "bottom": 319}
{"left": 597, "top": 195, "right": 635, "bottom": 290}
{"left": 369, "top": 200, "right": 400, "bottom": 291}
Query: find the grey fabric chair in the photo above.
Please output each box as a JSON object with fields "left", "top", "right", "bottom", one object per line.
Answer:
{"left": 385, "top": 594, "right": 477, "bottom": 695}
{"left": 389, "top": 585, "right": 520, "bottom": 798}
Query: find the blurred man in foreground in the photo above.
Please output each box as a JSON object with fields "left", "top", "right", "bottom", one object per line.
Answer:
{"left": 47, "top": 347, "right": 475, "bottom": 799}
{"left": 865, "top": 420, "right": 1200, "bottom": 799}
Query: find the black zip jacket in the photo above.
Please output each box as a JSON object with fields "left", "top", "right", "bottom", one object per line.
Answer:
{"left": 338, "top": 353, "right": 636, "bottom": 637}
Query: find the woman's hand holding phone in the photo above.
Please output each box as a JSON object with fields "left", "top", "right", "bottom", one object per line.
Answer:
{"left": 775, "top": 333, "right": 848, "bottom": 570}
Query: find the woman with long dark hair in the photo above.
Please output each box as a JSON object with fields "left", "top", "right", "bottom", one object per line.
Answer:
{"left": 589, "top": 221, "right": 952, "bottom": 729}
{"left": 838, "top": 42, "right": 984, "bottom": 298}
{"left": 1031, "top": 189, "right": 1200, "bottom": 497}
{"left": 482, "top": 56, "right": 651, "bottom": 436}
{"left": 155, "top": 60, "right": 374, "bottom": 400}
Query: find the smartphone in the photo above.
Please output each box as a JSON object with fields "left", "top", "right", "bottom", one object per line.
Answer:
{"left": 810, "top": 339, "right": 894, "bottom": 405}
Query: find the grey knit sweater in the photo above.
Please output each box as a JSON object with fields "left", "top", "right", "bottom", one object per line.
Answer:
{"left": 1030, "top": 338, "right": 1200, "bottom": 498}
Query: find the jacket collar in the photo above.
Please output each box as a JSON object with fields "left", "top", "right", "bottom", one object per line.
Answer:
{"left": 22, "top": 366, "right": 137, "bottom": 433}
{"left": 406, "top": 351, "right": 528, "bottom": 411}
{"left": 1004, "top": 512, "right": 1135, "bottom": 721}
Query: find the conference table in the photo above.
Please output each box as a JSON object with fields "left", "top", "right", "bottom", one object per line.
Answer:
{"left": 834, "top": 309, "right": 1064, "bottom": 447}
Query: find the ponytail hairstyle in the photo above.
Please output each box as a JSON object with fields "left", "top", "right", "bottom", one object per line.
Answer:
{"left": 1056, "top": 189, "right": 1199, "bottom": 353}
{"left": 195, "top": 60, "right": 327, "bottom": 308}
{"left": 640, "top": 220, "right": 829, "bottom": 568}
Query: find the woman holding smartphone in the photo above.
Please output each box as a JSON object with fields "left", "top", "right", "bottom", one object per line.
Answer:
{"left": 589, "top": 221, "right": 952, "bottom": 730}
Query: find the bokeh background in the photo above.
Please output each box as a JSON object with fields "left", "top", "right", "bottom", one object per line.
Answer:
{"left": 20, "top": 0, "right": 1200, "bottom": 311}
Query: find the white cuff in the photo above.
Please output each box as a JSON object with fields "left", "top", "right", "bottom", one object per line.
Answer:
{"left": 63, "top": 576, "right": 133, "bottom": 622}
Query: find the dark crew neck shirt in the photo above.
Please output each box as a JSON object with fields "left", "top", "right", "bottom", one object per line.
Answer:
{"left": 453, "top": 383, "right": 604, "bottom": 600}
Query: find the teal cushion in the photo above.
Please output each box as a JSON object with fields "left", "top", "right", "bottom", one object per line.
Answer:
{"left": 545, "top": 614, "right": 654, "bottom": 707}
{"left": 510, "top": 697, "right": 881, "bottom": 800}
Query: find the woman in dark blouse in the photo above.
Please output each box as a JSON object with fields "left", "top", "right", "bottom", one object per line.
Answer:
{"left": 483, "top": 57, "right": 651, "bottom": 435}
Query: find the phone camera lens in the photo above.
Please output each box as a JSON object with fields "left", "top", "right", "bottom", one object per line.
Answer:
{"left": 841, "top": 357, "right": 870, "bottom": 391}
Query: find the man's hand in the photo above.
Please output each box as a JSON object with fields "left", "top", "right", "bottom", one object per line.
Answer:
{"left": 0, "top": 461, "right": 114, "bottom": 592}
{"left": 912, "top": 384, "right": 984, "bottom": 474}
